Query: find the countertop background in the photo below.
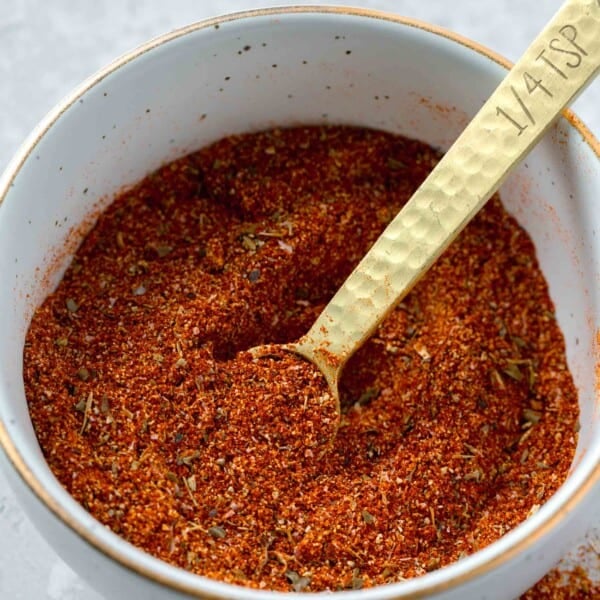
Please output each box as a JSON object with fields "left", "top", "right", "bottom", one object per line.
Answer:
{"left": 0, "top": 1, "right": 598, "bottom": 598}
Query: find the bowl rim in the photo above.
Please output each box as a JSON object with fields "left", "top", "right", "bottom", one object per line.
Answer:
{"left": 0, "top": 4, "right": 599, "bottom": 599}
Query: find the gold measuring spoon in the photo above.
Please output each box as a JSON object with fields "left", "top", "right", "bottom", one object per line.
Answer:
{"left": 256, "top": 0, "right": 599, "bottom": 415}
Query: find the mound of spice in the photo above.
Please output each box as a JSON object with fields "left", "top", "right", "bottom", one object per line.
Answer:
{"left": 24, "top": 125, "right": 579, "bottom": 592}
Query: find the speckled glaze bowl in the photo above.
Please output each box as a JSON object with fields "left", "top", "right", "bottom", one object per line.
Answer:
{"left": 0, "top": 6, "right": 599, "bottom": 600}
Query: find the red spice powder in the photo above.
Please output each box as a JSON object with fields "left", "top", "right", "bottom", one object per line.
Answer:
{"left": 522, "top": 566, "right": 600, "bottom": 598}
{"left": 24, "top": 126, "right": 580, "bottom": 592}
{"left": 522, "top": 532, "right": 600, "bottom": 598}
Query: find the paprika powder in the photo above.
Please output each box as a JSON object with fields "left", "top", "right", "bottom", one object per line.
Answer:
{"left": 24, "top": 125, "right": 579, "bottom": 592}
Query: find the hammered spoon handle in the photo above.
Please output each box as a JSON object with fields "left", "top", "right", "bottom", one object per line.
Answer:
{"left": 287, "top": 0, "right": 599, "bottom": 402}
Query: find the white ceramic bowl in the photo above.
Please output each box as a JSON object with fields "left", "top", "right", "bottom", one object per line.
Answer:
{"left": 0, "top": 6, "right": 599, "bottom": 600}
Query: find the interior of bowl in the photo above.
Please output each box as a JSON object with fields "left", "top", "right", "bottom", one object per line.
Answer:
{"left": 0, "top": 7, "right": 598, "bottom": 599}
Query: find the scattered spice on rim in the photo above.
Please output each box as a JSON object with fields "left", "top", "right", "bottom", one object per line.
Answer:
{"left": 24, "top": 125, "right": 580, "bottom": 592}
{"left": 522, "top": 566, "right": 600, "bottom": 598}
{"left": 521, "top": 529, "right": 600, "bottom": 598}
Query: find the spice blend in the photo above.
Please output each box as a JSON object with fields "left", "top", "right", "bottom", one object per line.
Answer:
{"left": 522, "top": 530, "right": 600, "bottom": 598}
{"left": 522, "top": 566, "right": 600, "bottom": 599}
{"left": 24, "top": 126, "right": 579, "bottom": 592}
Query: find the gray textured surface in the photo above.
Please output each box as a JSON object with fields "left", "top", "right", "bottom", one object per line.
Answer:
{"left": 0, "top": 1, "right": 598, "bottom": 599}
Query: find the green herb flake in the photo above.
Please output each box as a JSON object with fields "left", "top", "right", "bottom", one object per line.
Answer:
{"left": 523, "top": 408, "right": 542, "bottom": 424}
{"left": 356, "top": 387, "right": 379, "bottom": 407}
{"left": 502, "top": 362, "right": 523, "bottom": 381}
{"left": 362, "top": 509, "right": 375, "bottom": 524}
{"left": 285, "top": 570, "right": 311, "bottom": 592}
{"left": 66, "top": 298, "right": 79, "bottom": 313}
{"left": 352, "top": 576, "right": 364, "bottom": 590}
{"left": 156, "top": 245, "right": 173, "bottom": 258}
{"left": 76, "top": 367, "right": 90, "bottom": 381}
{"left": 208, "top": 525, "right": 227, "bottom": 539}
{"left": 387, "top": 157, "right": 407, "bottom": 170}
